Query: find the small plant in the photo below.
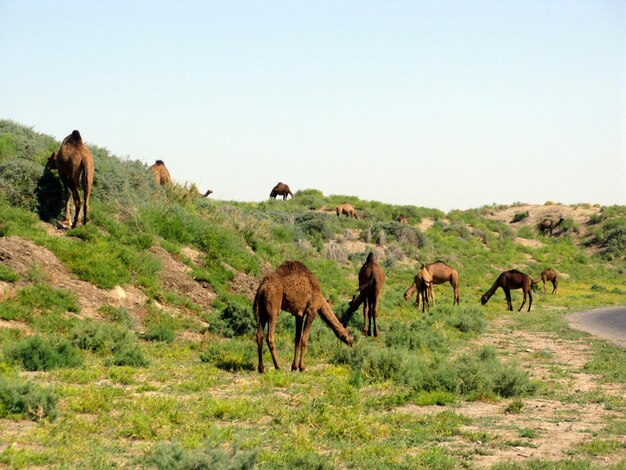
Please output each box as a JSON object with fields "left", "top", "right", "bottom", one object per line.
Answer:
{"left": 200, "top": 341, "right": 256, "bottom": 372}
{"left": 208, "top": 302, "right": 256, "bottom": 338}
{"left": 0, "top": 263, "right": 19, "bottom": 282}
{"left": 144, "top": 312, "right": 177, "bottom": 343}
{"left": 0, "top": 375, "right": 59, "bottom": 421}
{"left": 511, "top": 211, "right": 529, "bottom": 223}
{"left": 504, "top": 399, "right": 525, "bottom": 414}
{"left": 6, "top": 335, "right": 83, "bottom": 371}
{"left": 144, "top": 441, "right": 258, "bottom": 470}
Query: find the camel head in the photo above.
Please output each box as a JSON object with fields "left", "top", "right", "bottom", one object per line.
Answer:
{"left": 269, "top": 189, "right": 277, "bottom": 198}
{"left": 203, "top": 189, "right": 213, "bottom": 197}
{"left": 480, "top": 293, "right": 489, "bottom": 305}
{"left": 46, "top": 151, "right": 59, "bottom": 170}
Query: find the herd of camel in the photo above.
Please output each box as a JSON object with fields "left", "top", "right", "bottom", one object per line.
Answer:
{"left": 45, "top": 130, "right": 561, "bottom": 373}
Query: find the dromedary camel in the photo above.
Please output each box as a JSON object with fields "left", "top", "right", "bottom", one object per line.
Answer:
{"left": 538, "top": 217, "right": 564, "bottom": 236}
{"left": 336, "top": 203, "right": 359, "bottom": 219}
{"left": 254, "top": 261, "right": 353, "bottom": 373}
{"left": 403, "top": 261, "right": 460, "bottom": 307}
{"left": 46, "top": 130, "right": 94, "bottom": 229}
{"left": 481, "top": 269, "right": 534, "bottom": 312}
{"left": 269, "top": 182, "right": 293, "bottom": 199}
{"left": 396, "top": 214, "right": 408, "bottom": 224}
{"left": 343, "top": 252, "right": 385, "bottom": 336}
{"left": 151, "top": 160, "right": 172, "bottom": 185}
{"left": 536, "top": 268, "right": 558, "bottom": 294}
{"left": 198, "top": 189, "right": 213, "bottom": 197}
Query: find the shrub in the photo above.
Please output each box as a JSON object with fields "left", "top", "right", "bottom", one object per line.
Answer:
{"left": 70, "top": 319, "right": 136, "bottom": 353}
{"left": 0, "top": 264, "right": 19, "bottom": 282}
{"left": 144, "top": 441, "right": 257, "bottom": 470}
{"left": 144, "top": 312, "right": 177, "bottom": 343}
{"left": 427, "top": 305, "right": 486, "bottom": 334}
{"left": 384, "top": 320, "right": 448, "bottom": 353}
{"left": 6, "top": 336, "right": 83, "bottom": 371}
{"left": 511, "top": 211, "right": 529, "bottom": 223}
{"left": 0, "top": 375, "right": 59, "bottom": 421}
{"left": 200, "top": 341, "right": 256, "bottom": 372}
{"left": 208, "top": 302, "right": 256, "bottom": 338}
{"left": 98, "top": 304, "right": 135, "bottom": 328}
{"left": 107, "top": 343, "right": 148, "bottom": 367}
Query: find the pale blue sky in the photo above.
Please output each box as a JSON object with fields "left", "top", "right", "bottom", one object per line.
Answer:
{"left": 1, "top": 0, "right": 624, "bottom": 210}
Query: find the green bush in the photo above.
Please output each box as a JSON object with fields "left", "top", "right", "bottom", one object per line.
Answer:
{"left": 200, "top": 341, "right": 256, "bottom": 372}
{"left": 511, "top": 211, "right": 529, "bottom": 223}
{"left": 6, "top": 336, "right": 83, "bottom": 371}
{"left": 144, "top": 441, "right": 257, "bottom": 470}
{"left": 107, "top": 343, "right": 148, "bottom": 367}
{"left": 427, "top": 305, "right": 486, "bottom": 334}
{"left": 0, "top": 264, "right": 19, "bottom": 282}
{"left": 0, "top": 375, "right": 59, "bottom": 421}
{"left": 384, "top": 320, "right": 448, "bottom": 353}
{"left": 208, "top": 302, "right": 256, "bottom": 338}
{"left": 70, "top": 319, "right": 136, "bottom": 353}
{"left": 144, "top": 312, "right": 177, "bottom": 343}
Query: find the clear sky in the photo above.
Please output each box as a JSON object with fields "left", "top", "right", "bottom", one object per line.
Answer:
{"left": 1, "top": 0, "right": 625, "bottom": 211}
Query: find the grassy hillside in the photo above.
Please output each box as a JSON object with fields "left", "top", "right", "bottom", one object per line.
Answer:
{"left": 0, "top": 120, "right": 624, "bottom": 468}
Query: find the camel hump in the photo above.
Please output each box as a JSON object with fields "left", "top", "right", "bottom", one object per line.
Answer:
{"left": 155, "top": 160, "right": 165, "bottom": 165}
{"left": 366, "top": 252, "right": 376, "bottom": 263}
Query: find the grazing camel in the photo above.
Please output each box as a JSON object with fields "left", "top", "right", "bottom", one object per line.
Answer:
{"left": 343, "top": 252, "right": 386, "bottom": 336}
{"left": 336, "top": 203, "right": 359, "bottom": 219}
{"left": 46, "top": 130, "right": 94, "bottom": 229}
{"left": 403, "top": 261, "right": 460, "bottom": 307}
{"left": 254, "top": 261, "right": 352, "bottom": 373}
{"left": 538, "top": 217, "right": 564, "bottom": 236}
{"left": 536, "top": 268, "right": 558, "bottom": 294}
{"left": 481, "top": 269, "right": 534, "bottom": 312}
{"left": 151, "top": 160, "right": 171, "bottom": 185}
{"left": 396, "top": 214, "right": 408, "bottom": 224}
{"left": 199, "top": 189, "right": 213, "bottom": 197}
{"left": 269, "top": 182, "right": 293, "bottom": 200}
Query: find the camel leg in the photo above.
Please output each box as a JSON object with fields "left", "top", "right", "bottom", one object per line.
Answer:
{"left": 292, "top": 316, "right": 304, "bottom": 371}
{"left": 430, "top": 286, "right": 435, "bottom": 307}
{"left": 266, "top": 319, "right": 280, "bottom": 370}
{"left": 256, "top": 319, "right": 266, "bottom": 374}
{"left": 82, "top": 180, "right": 91, "bottom": 226}
{"left": 518, "top": 290, "right": 527, "bottom": 312}
{"left": 362, "top": 302, "right": 369, "bottom": 336}
{"left": 372, "top": 297, "right": 379, "bottom": 337}
{"left": 454, "top": 285, "right": 460, "bottom": 305}
{"left": 527, "top": 290, "right": 532, "bottom": 312}
{"left": 61, "top": 183, "right": 72, "bottom": 227}
{"left": 552, "top": 280, "right": 557, "bottom": 295}
{"left": 70, "top": 186, "right": 82, "bottom": 229}
{"left": 298, "top": 311, "right": 317, "bottom": 372}
{"left": 504, "top": 288, "right": 512, "bottom": 311}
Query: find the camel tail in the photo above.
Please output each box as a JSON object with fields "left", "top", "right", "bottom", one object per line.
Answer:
{"left": 320, "top": 301, "right": 353, "bottom": 346}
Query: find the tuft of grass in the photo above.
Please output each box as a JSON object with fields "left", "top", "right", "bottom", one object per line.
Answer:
{"left": 6, "top": 335, "right": 82, "bottom": 371}
{"left": 0, "top": 264, "right": 19, "bottom": 282}
{"left": 143, "top": 441, "right": 258, "bottom": 470}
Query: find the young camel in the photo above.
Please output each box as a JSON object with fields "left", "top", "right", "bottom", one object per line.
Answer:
{"left": 151, "top": 160, "right": 172, "bottom": 185}
{"left": 538, "top": 217, "right": 564, "bottom": 236}
{"left": 46, "top": 130, "right": 94, "bottom": 229}
{"left": 254, "top": 261, "right": 352, "bottom": 373}
{"left": 403, "top": 261, "right": 460, "bottom": 307}
{"left": 481, "top": 269, "right": 534, "bottom": 312}
{"left": 343, "top": 252, "right": 385, "bottom": 336}
{"left": 417, "top": 264, "right": 433, "bottom": 313}
{"left": 336, "top": 203, "right": 359, "bottom": 219}
{"left": 269, "top": 182, "right": 293, "bottom": 199}
{"left": 536, "top": 268, "right": 558, "bottom": 294}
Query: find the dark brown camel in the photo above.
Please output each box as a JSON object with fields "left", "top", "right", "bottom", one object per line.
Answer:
{"left": 538, "top": 217, "right": 564, "bottom": 236}
{"left": 254, "top": 261, "right": 352, "bottom": 373}
{"left": 396, "top": 214, "right": 408, "bottom": 224}
{"left": 151, "top": 160, "right": 172, "bottom": 185}
{"left": 403, "top": 261, "right": 460, "bottom": 307}
{"left": 536, "top": 268, "right": 558, "bottom": 294}
{"left": 481, "top": 269, "right": 534, "bottom": 312}
{"left": 199, "top": 189, "right": 213, "bottom": 197}
{"left": 269, "top": 182, "right": 293, "bottom": 199}
{"left": 343, "top": 252, "right": 385, "bottom": 336}
{"left": 336, "top": 203, "right": 359, "bottom": 219}
{"left": 46, "top": 130, "right": 94, "bottom": 229}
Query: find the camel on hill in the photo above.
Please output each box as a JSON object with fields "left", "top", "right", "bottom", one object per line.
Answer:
{"left": 343, "top": 252, "right": 385, "bottom": 336}
{"left": 336, "top": 203, "right": 359, "bottom": 219}
{"left": 481, "top": 269, "right": 534, "bottom": 312}
{"left": 46, "top": 130, "right": 94, "bottom": 229}
{"left": 396, "top": 214, "right": 408, "bottom": 224}
{"left": 536, "top": 268, "right": 558, "bottom": 294}
{"left": 269, "top": 182, "right": 293, "bottom": 199}
{"left": 199, "top": 189, "right": 213, "bottom": 197}
{"left": 151, "top": 160, "right": 172, "bottom": 185}
{"left": 254, "top": 261, "right": 352, "bottom": 373}
{"left": 403, "top": 261, "right": 460, "bottom": 307}
{"left": 538, "top": 217, "right": 564, "bottom": 236}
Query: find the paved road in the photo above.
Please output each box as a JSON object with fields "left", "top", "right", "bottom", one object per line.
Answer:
{"left": 567, "top": 307, "right": 626, "bottom": 348}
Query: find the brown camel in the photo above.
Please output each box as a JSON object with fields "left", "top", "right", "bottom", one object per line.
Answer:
{"left": 481, "top": 269, "right": 534, "bottom": 312}
{"left": 415, "top": 264, "right": 434, "bottom": 313}
{"left": 46, "top": 130, "right": 94, "bottom": 229}
{"left": 151, "top": 160, "right": 172, "bottom": 185}
{"left": 396, "top": 214, "right": 408, "bottom": 224}
{"left": 269, "top": 182, "right": 293, "bottom": 199}
{"left": 199, "top": 189, "right": 213, "bottom": 197}
{"left": 538, "top": 217, "right": 564, "bottom": 236}
{"left": 536, "top": 268, "right": 558, "bottom": 294}
{"left": 343, "top": 252, "right": 386, "bottom": 336}
{"left": 336, "top": 203, "right": 359, "bottom": 219}
{"left": 403, "top": 261, "right": 460, "bottom": 307}
{"left": 254, "top": 261, "right": 352, "bottom": 373}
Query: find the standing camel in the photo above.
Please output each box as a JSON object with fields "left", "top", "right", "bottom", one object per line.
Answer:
{"left": 46, "top": 130, "right": 94, "bottom": 229}
{"left": 269, "top": 182, "right": 293, "bottom": 199}
{"left": 199, "top": 189, "right": 213, "bottom": 197}
{"left": 396, "top": 214, "right": 408, "bottom": 224}
{"left": 536, "top": 268, "right": 558, "bottom": 294}
{"left": 254, "top": 261, "right": 352, "bottom": 373}
{"left": 417, "top": 264, "right": 433, "bottom": 313}
{"left": 481, "top": 269, "right": 534, "bottom": 312}
{"left": 538, "top": 217, "right": 564, "bottom": 236}
{"left": 403, "top": 261, "right": 460, "bottom": 307}
{"left": 151, "top": 160, "right": 172, "bottom": 185}
{"left": 336, "top": 203, "right": 359, "bottom": 219}
{"left": 343, "top": 252, "right": 385, "bottom": 336}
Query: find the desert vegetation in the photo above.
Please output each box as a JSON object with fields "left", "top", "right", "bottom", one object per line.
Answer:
{"left": 0, "top": 120, "right": 625, "bottom": 468}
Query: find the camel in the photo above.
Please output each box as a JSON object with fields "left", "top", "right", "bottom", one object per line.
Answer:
{"left": 46, "top": 130, "right": 94, "bottom": 229}
{"left": 396, "top": 214, "right": 408, "bottom": 224}
{"left": 536, "top": 268, "right": 558, "bottom": 294}
{"left": 343, "top": 252, "right": 386, "bottom": 336}
{"left": 199, "top": 189, "right": 213, "bottom": 197}
{"left": 417, "top": 265, "right": 433, "bottom": 313}
{"left": 269, "top": 182, "right": 293, "bottom": 200}
{"left": 254, "top": 261, "right": 352, "bottom": 373}
{"left": 403, "top": 261, "right": 460, "bottom": 307}
{"left": 481, "top": 269, "right": 534, "bottom": 312}
{"left": 151, "top": 160, "right": 171, "bottom": 185}
{"left": 538, "top": 217, "right": 564, "bottom": 236}
{"left": 336, "top": 203, "right": 359, "bottom": 219}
